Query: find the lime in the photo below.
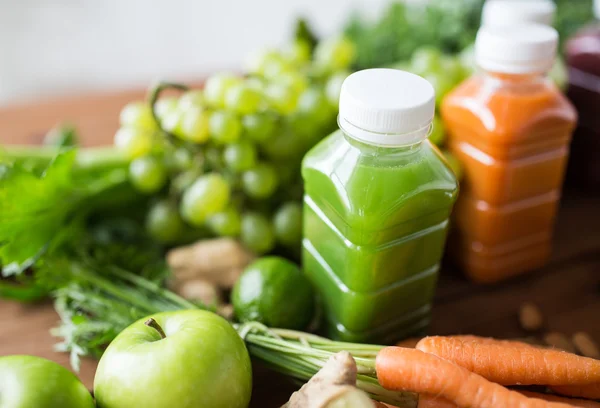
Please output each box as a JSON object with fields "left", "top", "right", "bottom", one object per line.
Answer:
{"left": 232, "top": 256, "right": 314, "bottom": 330}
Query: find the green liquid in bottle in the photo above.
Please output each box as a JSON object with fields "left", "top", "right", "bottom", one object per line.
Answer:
{"left": 302, "top": 130, "right": 458, "bottom": 343}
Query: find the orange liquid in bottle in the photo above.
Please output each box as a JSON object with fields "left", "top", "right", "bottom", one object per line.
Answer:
{"left": 442, "top": 72, "right": 577, "bottom": 283}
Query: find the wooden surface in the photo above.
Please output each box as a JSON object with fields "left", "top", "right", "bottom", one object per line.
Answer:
{"left": 1, "top": 89, "right": 600, "bottom": 407}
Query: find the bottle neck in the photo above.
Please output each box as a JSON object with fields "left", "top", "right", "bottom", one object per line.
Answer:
{"left": 338, "top": 116, "right": 432, "bottom": 150}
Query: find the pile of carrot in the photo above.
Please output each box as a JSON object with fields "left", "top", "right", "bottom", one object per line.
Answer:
{"left": 374, "top": 335, "right": 600, "bottom": 408}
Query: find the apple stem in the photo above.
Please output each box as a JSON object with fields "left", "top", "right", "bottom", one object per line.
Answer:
{"left": 144, "top": 318, "right": 166, "bottom": 339}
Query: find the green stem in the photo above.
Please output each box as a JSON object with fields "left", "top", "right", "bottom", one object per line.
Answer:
{"left": 1, "top": 146, "right": 128, "bottom": 173}
{"left": 71, "top": 265, "right": 159, "bottom": 313}
{"left": 108, "top": 266, "right": 199, "bottom": 310}
{"left": 144, "top": 318, "right": 167, "bottom": 339}
{"left": 147, "top": 81, "right": 189, "bottom": 144}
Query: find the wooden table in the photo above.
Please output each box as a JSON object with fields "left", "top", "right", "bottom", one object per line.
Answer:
{"left": 1, "top": 89, "right": 599, "bottom": 407}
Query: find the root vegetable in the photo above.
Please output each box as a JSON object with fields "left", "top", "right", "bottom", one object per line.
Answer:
{"left": 217, "top": 304, "right": 235, "bottom": 320}
{"left": 282, "top": 351, "right": 374, "bottom": 408}
{"left": 551, "top": 383, "right": 600, "bottom": 400}
{"left": 176, "top": 279, "right": 221, "bottom": 305}
{"left": 519, "top": 391, "right": 600, "bottom": 408}
{"left": 416, "top": 335, "right": 600, "bottom": 386}
{"left": 376, "top": 347, "right": 572, "bottom": 408}
{"left": 167, "top": 238, "right": 254, "bottom": 289}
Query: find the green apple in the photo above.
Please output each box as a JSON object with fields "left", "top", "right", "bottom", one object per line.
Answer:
{"left": 94, "top": 309, "right": 252, "bottom": 408}
{"left": 0, "top": 355, "right": 94, "bottom": 408}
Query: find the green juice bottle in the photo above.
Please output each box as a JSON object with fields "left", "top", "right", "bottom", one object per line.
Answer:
{"left": 302, "top": 69, "right": 458, "bottom": 343}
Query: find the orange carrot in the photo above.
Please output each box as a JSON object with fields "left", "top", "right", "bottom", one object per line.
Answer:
{"left": 416, "top": 336, "right": 600, "bottom": 386}
{"left": 372, "top": 401, "right": 390, "bottom": 408}
{"left": 519, "top": 390, "right": 600, "bottom": 408}
{"left": 417, "top": 395, "right": 459, "bottom": 408}
{"left": 552, "top": 384, "right": 600, "bottom": 400}
{"left": 375, "top": 347, "right": 572, "bottom": 408}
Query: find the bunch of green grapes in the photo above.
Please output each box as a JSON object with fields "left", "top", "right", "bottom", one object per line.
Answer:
{"left": 113, "top": 36, "right": 355, "bottom": 255}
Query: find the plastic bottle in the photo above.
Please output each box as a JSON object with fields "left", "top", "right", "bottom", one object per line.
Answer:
{"left": 442, "top": 24, "right": 577, "bottom": 283}
{"left": 302, "top": 69, "right": 458, "bottom": 342}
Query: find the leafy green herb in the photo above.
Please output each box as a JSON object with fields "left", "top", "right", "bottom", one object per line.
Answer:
{"left": 0, "top": 148, "right": 131, "bottom": 275}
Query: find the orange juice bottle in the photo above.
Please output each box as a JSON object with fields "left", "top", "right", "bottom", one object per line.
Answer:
{"left": 441, "top": 24, "right": 577, "bottom": 283}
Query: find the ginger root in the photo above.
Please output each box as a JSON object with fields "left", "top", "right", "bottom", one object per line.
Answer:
{"left": 282, "top": 351, "right": 377, "bottom": 408}
{"left": 175, "top": 279, "right": 221, "bottom": 306}
{"left": 167, "top": 238, "right": 254, "bottom": 289}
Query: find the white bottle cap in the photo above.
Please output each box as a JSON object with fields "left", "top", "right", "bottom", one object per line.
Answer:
{"left": 338, "top": 69, "right": 435, "bottom": 146}
{"left": 482, "top": 0, "right": 556, "bottom": 27}
{"left": 475, "top": 24, "right": 558, "bottom": 74}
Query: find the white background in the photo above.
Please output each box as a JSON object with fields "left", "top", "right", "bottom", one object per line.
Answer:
{"left": 0, "top": 0, "right": 392, "bottom": 105}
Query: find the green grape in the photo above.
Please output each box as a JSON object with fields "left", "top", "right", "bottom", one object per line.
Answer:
{"left": 146, "top": 200, "right": 185, "bottom": 243}
{"left": 246, "top": 77, "right": 266, "bottom": 92}
{"left": 260, "top": 124, "right": 304, "bottom": 160}
{"left": 240, "top": 212, "right": 275, "bottom": 254}
{"left": 274, "top": 163, "right": 298, "bottom": 186}
{"left": 180, "top": 173, "right": 231, "bottom": 226}
{"left": 242, "top": 113, "right": 277, "bottom": 143}
{"left": 204, "top": 146, "right": 225, "bottom": 169}
{"left": 224, "top": 83, "right": 263, "bottom": 114}
{"left": 171, "top": 170, "right": 198, "bottom": 194}
{"left": 204, "top": 73, "right": 242, "bottom": 108}
{"left": 275, "top": 71, "right": 309, "bottom": 95}
{"left": 178, "top": 90, "right": 205, "bottom": 111}
{"left": 247, "top": 49, "right": 284, "bottom": 74}
{"left": 263, "top": 58, "right": 293, "bottom": 79}
{"left": 284, "top": 40, "right": 311, "bottom": 66}
{"left": 441, "top": 56, "right": 468, "bottom": 85}
{"left": 161, "top": 108, "right": 184, "bottom": 137}
{"left": 180, "top": 108, "right": 211, "bottom": 143}
{"left": 223, "top": 141, "right": 257, "bottom": 173}
{"left": 155, "top": 97, "right": 179, "bottom": 121}
{"left": 114, "top": 127, "right": 153, "bottom": 159}
{"left": 315, "top": 36, "right": 356, "bottom": 71}
{"left": 265, "top": 83, "right": 298, "bottom": 115}
{"left": 119, "top": 101, "right": 157, "bottom": 131}
{"left": 325, "top": 71, "right": 349, "bottom": 107}
{"left": 242, "top": 163, "right": 279, "bottom": 199}
{"left": 273, "top": 202, "right": 303, "bottom": 248}
{"left": 207, "top": 207, "right": 241, "bottom": 237}
{"left": 287, "top": 114, "right": 320, "bottom": 154}
{"left": 129, "top": 156, "right": 167, "bottom": 193}
{"left": 165, "top": 147, "right": 194, "bottom": 172}
{"left": 429, "top": 115, "right": 446, "bottom": 146}
{"left": 209, "top": 111, "right": 242, "bottom": 144}
{"left": 297, "top": 88, "right": 333, "bottom": 125}
{"left": 424, "top": 73, "right": 455, "bottom": 106}
{"left": 411, "top": 47, "right": 443, "bottom": 75}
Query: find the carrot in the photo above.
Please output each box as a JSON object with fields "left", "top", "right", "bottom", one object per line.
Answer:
{"left": 416, "top": 336, "right": 600, "bottom": 386}
{"left": 417, "top": 395, "right": 459, "bottom": 408}
{"left": 372, "top": 401, "right": 390, "bottom": 408}
{"left": 375, "top": 347, "right": 572, "bottom": 408}
{"left": 444, "top": 335, "right": 540, "bottom": 348}
{"left": 551, "top": 384, "right": 600, "bottom": 400}
{"left": 519, "top": 390, "right": 600, "bottom": 408}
